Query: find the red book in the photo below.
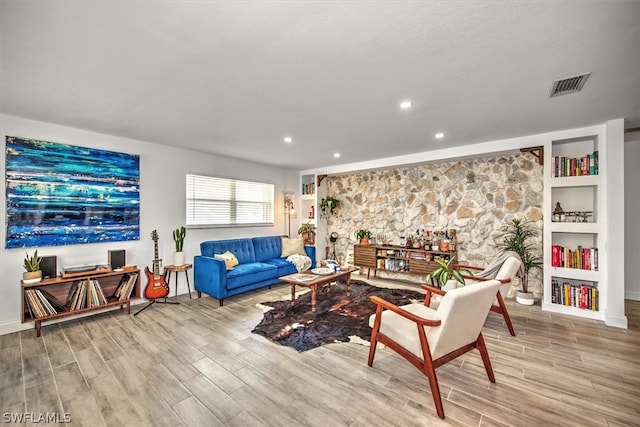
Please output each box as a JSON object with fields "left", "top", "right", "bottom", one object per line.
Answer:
{"left": 552, "top": 245, "right": 561, "bottom": 267}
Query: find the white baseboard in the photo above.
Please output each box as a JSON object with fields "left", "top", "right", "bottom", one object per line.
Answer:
{"left": 0, "top": 320, "right": 31, "bottom": 336}
{"left": 605, "top": 312, "right": 629, "bottom": 329}
{"left": 624, "top": 290, "right": 640, "bottom": 301}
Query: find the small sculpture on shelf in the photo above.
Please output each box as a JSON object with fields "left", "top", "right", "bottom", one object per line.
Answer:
{"left": 553, "top": 202, "right": 565, "bottom": 222}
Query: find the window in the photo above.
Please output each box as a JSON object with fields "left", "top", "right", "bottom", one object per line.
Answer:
{"left": 186, "top": 174, "right": 274, "bottom": 227}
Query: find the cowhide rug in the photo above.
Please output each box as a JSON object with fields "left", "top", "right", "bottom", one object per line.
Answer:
{"left": 252, "top": 279, "right": 425, "bottom": 352}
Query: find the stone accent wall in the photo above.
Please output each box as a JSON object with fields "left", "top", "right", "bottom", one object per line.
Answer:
{"left": 326, "top": 153, "right": 544, "bottom": 297}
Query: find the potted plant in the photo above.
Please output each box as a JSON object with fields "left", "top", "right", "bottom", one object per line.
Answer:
{"left": 172, "top": 226, "right": 186, "bottom": 266}
{"left": 319, "top": 196, "right": 340, "bottom": 218}
{"left": 23, "top": 249, "right": 43, "bottom": 283}
{"left": 427, "top": 255, "right": 470, "bottom": 290}
{"left": 355, "top": 229, "right": 372, "bottom": 244}
{"left": 297, "top": 221, "right": 317, "bottom": 245}
{"left": 499, "top": 218, "right": 543, "bottom": 305}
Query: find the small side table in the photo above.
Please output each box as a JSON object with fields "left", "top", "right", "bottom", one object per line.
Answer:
{"left": 163, "top": 263, "right": 193, "bottom": 299}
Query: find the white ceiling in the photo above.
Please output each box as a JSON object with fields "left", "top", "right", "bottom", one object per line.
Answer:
{"left": 1, "top": 1, "right": 639, "bottom": 170}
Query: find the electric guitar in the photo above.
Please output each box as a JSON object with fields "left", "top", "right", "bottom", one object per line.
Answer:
{"left": 144, "top": 230, "right": 170, "bottom": 300}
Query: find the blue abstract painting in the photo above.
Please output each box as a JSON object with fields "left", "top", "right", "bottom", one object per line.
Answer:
{"left": 5, "top": 136, "right": 140, "bottom": 248}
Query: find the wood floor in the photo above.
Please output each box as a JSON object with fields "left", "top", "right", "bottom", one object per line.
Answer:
{"left": 1, "top": 278, "right": 639, "bottom": 426}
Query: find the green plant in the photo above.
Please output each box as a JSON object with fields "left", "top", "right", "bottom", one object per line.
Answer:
{"left": 24, "top": 250, "right": 42, "bottom": 272}
{"left": 297, "top": 221, "right": 317, "bottom": 236}
{"left": 427, "top": 255, "right": 470, "bottom": 288}
{"left": 173, "top": 226, "right": 186, "bottom": 252}
{"left": 498, "top": 218, "right": 543, "bottom": 293}
{"left": 319, "top": 196, "right": 340, "bottom": 218}
{"left": 355, "top": 229, "right": 372, "bottom": 241}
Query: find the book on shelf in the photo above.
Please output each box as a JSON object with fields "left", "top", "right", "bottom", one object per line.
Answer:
{"left": 551, "top": 279, "right": 598, "bottom": 310}
{"left": 24, "top": 288, "right": 61, "bottom": 318}
{"left": 301, "top": 182, "right": 315, "bottom": 195}
{"left": 551, "top": 151, "right": 598, "bottom": 177}
{"left": 113, "top": 273, "right": 138, "bottom": 301}
{"left": 88, "top": 279, "right": 108, "bottom": 308}
{"left": 37, "top": 288, "right": 66, "bottom": 312}
{"left": 550, "top": 244, "right": 597, "bottom": 270}
{"left": 65, "top": 280, "right": 88, "bottom": 311}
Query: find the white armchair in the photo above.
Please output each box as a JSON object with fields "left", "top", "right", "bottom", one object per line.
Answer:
{"left": 454, "top": 253, "right": 523, "bottom": 336}
{"left": 368, "top": 279, "right": 501, "bottom": 419}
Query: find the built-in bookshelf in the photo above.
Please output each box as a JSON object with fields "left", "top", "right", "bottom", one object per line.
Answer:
{"left": 543, "top": 131, "right": 604, "bottom": 321}
{"left": 298, "top": 172, "right": 327, "bottom": 264}
{"left": 299, "top": 174, "right": 317, "bottom": 228}
{"left": 21, "top": 266, "right": 140, "bottom": 336}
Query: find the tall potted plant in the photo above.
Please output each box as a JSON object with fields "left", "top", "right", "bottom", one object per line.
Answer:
{"left": 499, "top": 218, "right": 543, "bottom": 305}
{"left": 173, "top": 226, "right": 186, "bottom": 266}
{"left": 23, "top": 249, "right": 43, "bottom": 283}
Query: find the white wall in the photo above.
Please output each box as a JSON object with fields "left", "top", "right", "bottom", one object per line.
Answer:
{"left": 625, "top": 138, "right": 640, "bottom": 301}
{"left": 0, "top": 114, "right": 298, "bottom": 335}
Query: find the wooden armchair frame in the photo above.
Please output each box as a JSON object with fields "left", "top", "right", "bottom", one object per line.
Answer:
{"left": 454, "top": 263, "right": 516, "bottom": 336}
{"left": 368, "top": 283, "right": 497, "bottom": 419}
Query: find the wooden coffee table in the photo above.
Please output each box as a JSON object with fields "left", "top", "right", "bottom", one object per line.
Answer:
{"left": 280, "top": 266, "right": 359, "bottom": 312}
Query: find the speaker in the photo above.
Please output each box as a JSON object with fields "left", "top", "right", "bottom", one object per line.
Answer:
{"left": 108, "top": 250, "right": 126, "bottom": 269}
{"left": 40, "top": 256, "right": 57, "bottom": 279}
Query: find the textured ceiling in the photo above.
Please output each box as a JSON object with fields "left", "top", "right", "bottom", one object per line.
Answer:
{"left": 1, "top": 1, "right": 639, "bottom": 170}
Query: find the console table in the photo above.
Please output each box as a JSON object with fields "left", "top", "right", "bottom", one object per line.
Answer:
{"left": 353, "top": 244, "right": 456, "bottom": 279}
{"left": 21, "top": 266, "right": 140, "bottom": 336}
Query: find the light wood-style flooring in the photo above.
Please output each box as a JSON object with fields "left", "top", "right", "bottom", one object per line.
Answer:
{"left": 1, "top": 277, "right": 639, "bottom": 426}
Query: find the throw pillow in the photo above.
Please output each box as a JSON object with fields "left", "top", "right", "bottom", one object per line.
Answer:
{"left": 281, "top": 236, "right": 306, "bottom": 257}
{"left": 214, "top": 251, "right": 239, "bottom": 270}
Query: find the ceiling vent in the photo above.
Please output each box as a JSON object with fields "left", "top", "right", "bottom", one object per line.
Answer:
{"left": 549, "top": 72, "right": 591, "bottom": 97}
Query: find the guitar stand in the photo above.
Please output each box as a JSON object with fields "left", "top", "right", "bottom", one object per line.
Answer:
{"left": 133, "top": 297, "right": 180, "bottom": 316}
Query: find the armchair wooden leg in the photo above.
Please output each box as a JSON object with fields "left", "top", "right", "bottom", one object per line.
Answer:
{"left": 495, "top": 293, "right": 516, "bottom": 336}
{"left": 368, "top": 306, "right": 382, "bottom": 366}
{"left": 424, "top": 361, "right": 445, "bottom": 419}
{"left": 476, "top": 333, "right": 495, "bottom": 383}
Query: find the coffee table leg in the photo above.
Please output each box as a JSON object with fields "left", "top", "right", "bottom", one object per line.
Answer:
{"left": 311, "top": 284, "right": 317, "bottom": 312}
{"left": 290, "top": 284, "right": 296, "bottom": 305}
{"left": 346, "top": 273, "right": 352, "bottom": 296}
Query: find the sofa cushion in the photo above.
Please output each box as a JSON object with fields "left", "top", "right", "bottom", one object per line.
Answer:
{"left": 214, "top": 251, "right": 239, "bottom": 270}
{"left": 201, "top": 239, "right": 256, "bottom": 264}
{"left": 251, "top": 236, "right": 283, "bottom": 262}
{"left": 226, "top": 262, "right": 278, "bottom": 290}
{"left": 280, "top": 236, "right": 306, "bottom": 257}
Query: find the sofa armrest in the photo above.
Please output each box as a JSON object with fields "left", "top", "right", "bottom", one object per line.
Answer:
{"left": 304, "top": 245, "right": 316, "bottom": 268}
{"left": 194, "top": 255, "right": 229, "bottom": 299}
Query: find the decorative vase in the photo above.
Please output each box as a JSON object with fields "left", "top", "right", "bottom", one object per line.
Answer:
{"left": 174, "top": 252, "right": 185, "bottom": 266}
{"left": 516, "top": 290, "right": 535, "bottom": 305}
{"left": 22, "top": 270, "right": 42, "bottom": 284}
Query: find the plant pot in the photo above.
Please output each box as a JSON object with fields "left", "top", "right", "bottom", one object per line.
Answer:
{"left": 516, "top": 290, "right": 535, "bottom": 305}
{"left": 174, "top": 251, "right": 185, "bottom": 266}
{"left": 442, "top": 279, "right": 460, "bottom": 291}
{"left": 23, "top": 270, "right": 42, "bottom": 284}
{"left": 359, "top": 237, "right": 369, "bottom": 245}
{"left": 301, "top": 232, "right": 315, "bottom": 245}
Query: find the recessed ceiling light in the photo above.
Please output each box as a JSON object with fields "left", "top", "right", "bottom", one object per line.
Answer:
{"left": 435, "top": 132, "right": 445, "bottom": 139}
{"left": 283, "top": 136, "right": 293, "bottom": 143}
{"left": 399, "top": 100, "right": 412, "bottom": 109}
{"left": 333, "top": 153, "right": 341, "bottom": 158}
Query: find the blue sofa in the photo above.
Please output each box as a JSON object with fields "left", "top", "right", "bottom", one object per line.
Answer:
{"left": 194, "top": 235, "right": 316, "bottom": 306}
